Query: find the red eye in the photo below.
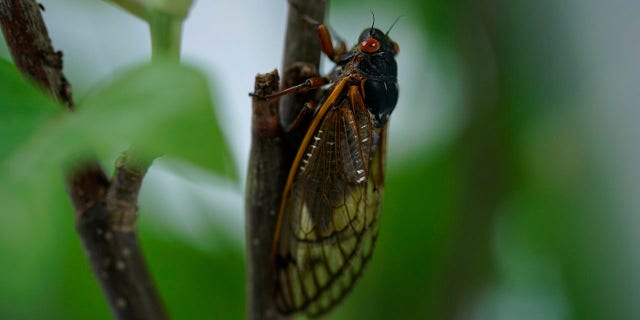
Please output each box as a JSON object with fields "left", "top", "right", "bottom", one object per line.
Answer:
{"left": 360, "top": 38, "right": 380, "bottom": 53}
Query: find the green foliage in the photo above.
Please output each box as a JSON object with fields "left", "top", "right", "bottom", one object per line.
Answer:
{"left": 0, "top": 59, "right": 62, "bottom": 161}
{"left": 0, "top": 58, "right": 69, "bottom": 237}
{"left": 142, "top": 223, "right": 245, "bottom": 319}
{"left": 2, "top": 60, "right": 235, "bottom": 186}
{"left": 74, "top": 61, "right": 236, "bottom": 180}
{"left": 0, "top": 57, "right": 237, "bottom": 319}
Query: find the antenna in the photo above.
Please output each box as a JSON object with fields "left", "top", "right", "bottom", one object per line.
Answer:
{"left": 386, "top": 16, "right": 403, "bottom": 35}
{"left": 369, "top": 11, "right": 375, "bottom": 35}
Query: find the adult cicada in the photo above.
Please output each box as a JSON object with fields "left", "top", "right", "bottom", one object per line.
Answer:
{"left": 264, "top": 20, "right": 399, "bottom": 317}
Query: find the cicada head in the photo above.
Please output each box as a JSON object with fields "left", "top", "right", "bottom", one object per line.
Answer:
{"left": 355, "top": 27, "right": 399, "bottom": 128}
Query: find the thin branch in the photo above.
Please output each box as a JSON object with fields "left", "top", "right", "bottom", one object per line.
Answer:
{"left": 0, "top": 1, "right": 167, "bottom": 319}
{"left": 104, "top": 0, "right": 186, "bottom": 233}
{"left": 106, "top": 150, "right": 152, "bottom": 232}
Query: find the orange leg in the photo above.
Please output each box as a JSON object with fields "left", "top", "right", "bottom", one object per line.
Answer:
{"left": 317, "top": 25, "right": 335, "bottom": 59}
{"left": 316, "top": 25, "right": 347, "bottom": 61}
{"left": 249, "top": 23, "right": 346, "bottom": 100}
{"left": 251, "top": 76, "right": 329, "bottom": 100}
{"left": 284, "top": 101, "right": 316, "bottom": 132}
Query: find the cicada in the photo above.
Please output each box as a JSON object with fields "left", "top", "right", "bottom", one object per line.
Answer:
{"left": 267, "top": 20, "right": 399, "bottom": 317}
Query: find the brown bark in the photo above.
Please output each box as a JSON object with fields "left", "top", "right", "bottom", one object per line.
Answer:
{"left": 245, "top": 1, "right": 328, "bottom": 319}
{"left": 246, "top": 70, "right": 287, "bottom": 320}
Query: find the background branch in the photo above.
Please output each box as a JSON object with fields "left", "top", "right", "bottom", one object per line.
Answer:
{"left": 0, "top": 1, "right": 166, "bottom": 319}
{"left": 0, "top": 0, "right": 73, "bottom": 107}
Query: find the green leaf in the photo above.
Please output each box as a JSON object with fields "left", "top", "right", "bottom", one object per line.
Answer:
{"left": 0, "top": 59, "right": 71, "bottom": 317}
{"left": 4, "top": 61, "right": 236, "bottom": 187}
{"left": 80, "top": 61, "right": 236, "bottom": 179}
{"left": 0, "top": 58, "right": 62, "bottom": 162}
{"left": 141, "top": 224, "right": 245, "bottom": 319}
{"left": 0, "top": 64, "right": 237, "bottom": 208}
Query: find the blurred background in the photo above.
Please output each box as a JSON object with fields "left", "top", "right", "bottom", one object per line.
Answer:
{"left": 1, "top": 0, "right": 639, "bottom": 319}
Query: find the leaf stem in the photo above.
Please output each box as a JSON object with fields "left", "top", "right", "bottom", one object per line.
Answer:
{"left": 148, "top": 11, "right": 182, "bottom": 62}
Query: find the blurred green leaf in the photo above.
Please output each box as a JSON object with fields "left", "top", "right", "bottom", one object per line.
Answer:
{"left": 0, "top": 58, "right": 62, "bottom": 161}
{"left": 0, "top": 172, "right": 74, "bottom": 320}
{"left": 3, "top": 61, "right": 236, "bottom": 187}
{"left": 0, "top": 58, "right": 68, "bottom": 242}
{"left": 140, "top": 221, "right": 246, "bottom": 319}
{"left": 75, "top": 61, "right": 236, "bottom": 180}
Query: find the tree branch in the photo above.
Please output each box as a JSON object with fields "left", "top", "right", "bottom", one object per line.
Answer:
{"left": 245, "top": 1, "right": 327, "bottom": 319}
{"left": 0, "top": 1, "right": 166, "bottom": 319}
{"left": 0, "top": 0, "right": 73, "bottom": 108}
{"left": 246, "top": 70, "right": 286, "bottom": 320}
{"left": 76, "top": 203, "right": 167, "bottom": 320}
{"left": 278, "top": 0, "right": 327, "bottom": 130}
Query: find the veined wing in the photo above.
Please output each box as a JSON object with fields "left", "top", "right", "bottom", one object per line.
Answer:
{"left": 273, "top": 81, "right": 388, "bottom": 317}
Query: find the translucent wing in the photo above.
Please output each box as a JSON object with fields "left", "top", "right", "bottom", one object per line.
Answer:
{"left": 273, "top": 84, "right": 388, "bottom": 317}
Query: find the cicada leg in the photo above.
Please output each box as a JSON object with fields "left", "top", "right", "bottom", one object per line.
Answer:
{"left": 248, "top": 76, "right": 328, "bottom": 99}
{"left": 316, "top": 24, "right": 347, "bottom": 62}
{"left": 249, "top": 76, "right": 327, "bottom": 131}
{"left": 263, "top": 77, "right": 329, "bottom": 100}
{"left": 283, "top": 101, "right": 316, "bottom": 133}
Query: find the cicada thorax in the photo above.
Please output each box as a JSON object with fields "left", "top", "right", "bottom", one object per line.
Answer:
{"left": 328, "top": 27, "right": 399, "bottom": 130}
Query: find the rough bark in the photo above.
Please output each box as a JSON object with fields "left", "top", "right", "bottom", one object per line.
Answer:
{"left": 245, "top": 1, "right": 328, "bottom": 319}
{"left": 246, "top": 70, "right": 287, "bottom": 320}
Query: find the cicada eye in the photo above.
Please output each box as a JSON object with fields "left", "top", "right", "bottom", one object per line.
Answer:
{"left": 360, "top": 38, "right": 380, "bottom": 53}
{"left": 392, "top": 41, "right": 400, "bottom": 56}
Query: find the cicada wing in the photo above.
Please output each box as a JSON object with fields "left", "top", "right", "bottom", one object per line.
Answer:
{"left": 273, "top": 89, "right": 388, "bottom": 317}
